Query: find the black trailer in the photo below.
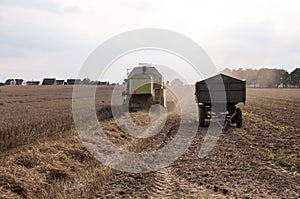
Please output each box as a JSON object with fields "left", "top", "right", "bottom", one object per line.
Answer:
{"left": 195, "top": 74, "right": 246, "bottom": 128}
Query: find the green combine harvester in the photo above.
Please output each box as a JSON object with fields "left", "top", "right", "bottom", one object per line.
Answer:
{"left": 123, "top": 64, "right": 166, "bottom": 112}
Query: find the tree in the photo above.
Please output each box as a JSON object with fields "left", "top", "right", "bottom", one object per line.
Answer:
{"left": 231, "top": 68, "right": 245, "bottom": 79}
{"left": 279, "top": 69, "right": 290, "bottom": 87}
{"left": 171, "top": 78, "right": 184, "bottom": 86}
{"left": 290, "top": 68, "right": 300, "bottom": 87}
{"left": 220, "top": 67, "right": 292, "bottom": 88}
{"left": 256, "top": 68, "right": 288, "bottom": 87}
{"left": 222, "top": 68, "right": 232, "bottom": 76}
{"left": 82, "top": 78, "right": 91, "bottom": 85}
{"left": 244, "top": 69, "right": 258, "bottom": 86}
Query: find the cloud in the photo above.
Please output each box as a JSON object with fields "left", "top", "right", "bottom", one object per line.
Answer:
{"left": 210, "top": 22, "right": 300, "bottom": 69}
{"left": 0, "top": 0, "right": 80, "bottom": 14}
{"left": 0, "top": 0, "right": 300, "bottom": 81}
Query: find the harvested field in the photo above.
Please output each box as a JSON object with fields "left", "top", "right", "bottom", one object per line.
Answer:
{"left": 0, "top": 86, "right": 299, "bottom": 198}
{"left": 94, "top": 88, "right": 300, "bottom": 198}
{"left": 0, "top": 85, "right": 113, "bottom": 150}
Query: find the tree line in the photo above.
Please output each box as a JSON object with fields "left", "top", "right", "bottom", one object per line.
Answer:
{"left": 222, "top": 68, "right": 300, "bottom": 88}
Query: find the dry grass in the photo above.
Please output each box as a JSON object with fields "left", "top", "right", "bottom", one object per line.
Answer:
{"left": 0, "top": 130, "right": 118, "bottom": 199}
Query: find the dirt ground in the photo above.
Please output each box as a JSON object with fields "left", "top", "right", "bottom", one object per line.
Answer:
{"left": 0, "top": 86, "right": 299, "bottom": 198}
{"left": 94, "top": 88, "right": 300, "bottom": 199}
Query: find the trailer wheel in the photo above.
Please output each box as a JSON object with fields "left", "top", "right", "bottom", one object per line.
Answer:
{"left": 230, "top": 106, "right": 236, "bottom": 115}
{"left": 236, "top": 108, "right": 242, "bottom": 128}
{"left": 198, "top": 105, "right": 206, "bottom": 127}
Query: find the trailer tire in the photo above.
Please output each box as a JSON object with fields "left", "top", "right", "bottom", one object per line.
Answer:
{"left": 198, "top": 105, "right": 206, "bottom": 127}
{"left": 236, "top": 108, "right": 242, "bottom": 128}
{"left": 231, "top": 106, "right": 237, "bottom": 123}
{"left": 230, "top": 106, "right": 236, "bottom": 115}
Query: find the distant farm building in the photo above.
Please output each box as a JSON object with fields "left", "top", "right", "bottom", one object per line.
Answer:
{"left": 56, "top": 80, "right": 65, "bottom": 85}
{"left": 67, "top": 79, "right": 81, "bottom": 85}
{"left": 26, "top": 81, "right": 40, "bottom": 85}
{"left": 98, "top": 81, "right": 109, "bottom": 85}
{"left": 42, "top": 78, "right": 57, "bottom": 85}
{"left": 247, "top": 82, "right": 260, "bottom": 88}
{"left": 5, "top": 79, "right": 25, "bottom": 86}
{"left": 0, "top": 82, "right": 4, "bottom": 86}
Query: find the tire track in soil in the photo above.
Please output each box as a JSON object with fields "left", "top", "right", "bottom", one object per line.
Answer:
{"left": 147, "top": 166, "right": 224, "bottom": 199}
{"left": 94, "top": 120, "right": 299, "bottom": 198}
{"left": 94, "top": 93, "right": 300, "bottom": 198}
{"left": 173, "top": 123, "right": 300, "bottom": 198}
{"left": 94, "top": 165, "right": 225, "bottom": 199}
{"left": 94, "top": 113, "right": 226, "bottom": 198}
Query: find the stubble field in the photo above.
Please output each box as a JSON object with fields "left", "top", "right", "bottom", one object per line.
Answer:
{"left": 0, "top": 86, "right": 299, "bottom": 198}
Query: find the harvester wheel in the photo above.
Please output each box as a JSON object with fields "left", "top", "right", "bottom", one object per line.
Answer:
{"left": 198, "top": 105, "right": 206, "bottom": 127}
{"left": 236, "top": 108, "right": 242, "bottom": 128}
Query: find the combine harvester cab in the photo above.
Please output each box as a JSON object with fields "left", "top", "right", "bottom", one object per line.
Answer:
{"left": 123, "top": 64, "right": 166, "bottom": 112}
{"left": 195, "top": 74, "right": 246, "bottom": 128}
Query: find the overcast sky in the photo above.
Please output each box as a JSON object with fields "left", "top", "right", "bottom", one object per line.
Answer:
{"left": 0, "top": 0, "right": 300, "bottom": 82}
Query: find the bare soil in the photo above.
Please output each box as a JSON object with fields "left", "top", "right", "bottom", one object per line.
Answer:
{"left": 0, "top": 87, "right": 299, "bottom": 198}
{"left": 94, "top": 88, "right": 300, "bottom": 198}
